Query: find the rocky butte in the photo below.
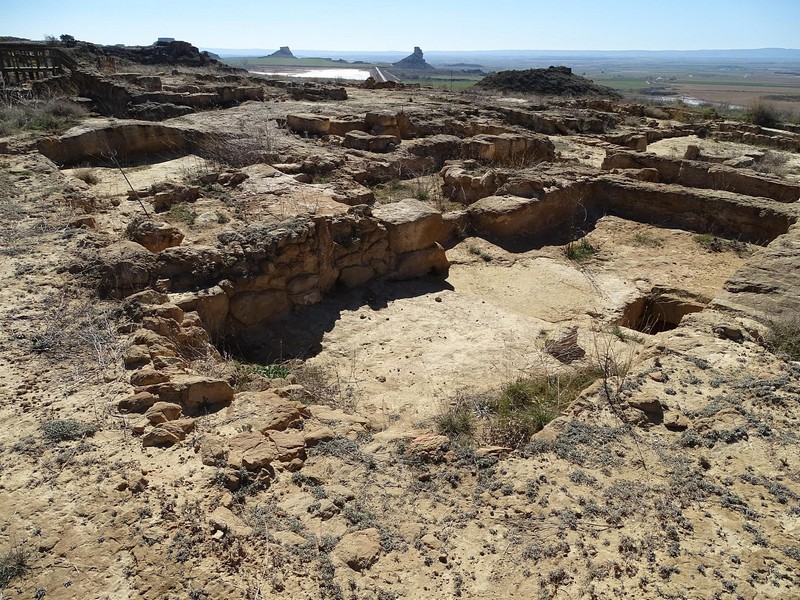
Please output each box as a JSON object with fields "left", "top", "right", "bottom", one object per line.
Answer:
{"left": 392, "top": 46, "right": 436, "bottom": 70}
{"left": 0, "top": 35, "right": 799, "bottom": 600}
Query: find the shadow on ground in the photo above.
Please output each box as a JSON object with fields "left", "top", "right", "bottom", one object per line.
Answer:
{"left": 224, "top": 276, "right": 455, "bottom": 363}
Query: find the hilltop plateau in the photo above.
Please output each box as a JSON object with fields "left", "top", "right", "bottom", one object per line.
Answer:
{"left": 1, "top": 37, "right": 800, "bottom": 600}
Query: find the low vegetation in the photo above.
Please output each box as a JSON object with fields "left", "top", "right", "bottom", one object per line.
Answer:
{"left": 0, "top": 545, "right": 29, "bottom": 588}
{"left": 629, "top": 231, "right": 664, "bottom": 248}
{"left": 746, "top": 98, "right": 782, "bottom": 128}
{"left": 0, "top": 99, "right": 88, "bottom": 135}
{"left": 564, "top": 238, "right": 598, "bottom": 261}
{"left": 73, "top": 168, "right": 99, "bottom": 185}
{"left": 764, "top": 317, "right": 800, "bottom": 361}
{"left": 475, "top": 66, "right": 620, "bottom": 98}
{"left": 42, "top": 419, "right": 98, "bottom": 443}
{"left": 694, "top": 233, "right": 750, "bottom": 256}
{"left": 437, "top": 368, "right": 600, "bottom": 448}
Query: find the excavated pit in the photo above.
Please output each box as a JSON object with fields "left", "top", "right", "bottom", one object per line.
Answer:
{"left": 219, "top": 214, "right": 755, "bottom": 423}
{"left": 618, "top": 288, "right": 708, "bottom": 334}
{"left": 79, "top": 111, "right": 797, "bottom": 426}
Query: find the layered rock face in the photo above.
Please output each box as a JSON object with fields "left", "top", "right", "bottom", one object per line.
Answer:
{"left": 99, "top": 201, "right": 449, "bottom": 336}
{"left": 602, "top": 149, "right": 800, "bottom": 203}
{"left": 37, "top": 119, "right": 199, "bottom": 166}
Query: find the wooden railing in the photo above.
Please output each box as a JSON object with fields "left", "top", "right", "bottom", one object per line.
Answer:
{"left": 0, "top": 43, "right": 78, "bottom": 84}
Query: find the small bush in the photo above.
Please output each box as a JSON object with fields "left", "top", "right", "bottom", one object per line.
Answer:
{"left": 630, "top": 231, "right": 664, "bottom": 248}
{"left": 694, "top": 234, "right": 749, "bottom": 256}
{"left": 168, "top": 203, "right": 197, "bottom": 226}
{"left": 42, "top": 419, "right": 97, "bottom": 443}
{"left": 196, "top": 123, "right": 282, "bottom": 168}
{"left": 564, "top": 238, "right": 597, "bottom": 261}
{"left": 764, "top": 317, "right": 800, "bottom": 361}
{"left": 253, "top": 363, "right": 291, "bottom": 379}
{"left": 435, "top": 406, "right": 475, "bottom": 438}
{"left": 752, "top": 150, "right": 789, "bottom": 177}
{"left": 0, "top": 545, "right": 29, "bottom": 588}
{"left": 74, "top": 168, "right": 99, "bottom": 185}
{"left": 441, "top": 369, "right": 600, "bottom": 449}
{"left": 746, "top": 98, "right": 782, "bottom": 128}
{"left": 0, "top": 99, "right": 88, "bottom": 135}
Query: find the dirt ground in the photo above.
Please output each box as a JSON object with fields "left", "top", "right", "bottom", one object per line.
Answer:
{"left": 1, "top": 67, "right": 800, "bottom": 600}
{"left": 302, "top": 217, "right": 750, "bottom": 428}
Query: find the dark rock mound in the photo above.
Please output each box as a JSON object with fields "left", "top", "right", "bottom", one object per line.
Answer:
{"left": 96, "top": 40, "right": 218, "bottom": 67}
{"left": 475, "top": 66, "right": 620, "bottom": 98}
{"left": 392, "top": 47, "right": 435, "bottom": 71}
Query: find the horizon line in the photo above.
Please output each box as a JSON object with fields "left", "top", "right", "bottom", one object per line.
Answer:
{"left": 203, "top": 46, "right": 800, "bottom": 54}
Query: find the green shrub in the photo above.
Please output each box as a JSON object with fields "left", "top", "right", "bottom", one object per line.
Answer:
{"left": 764, "top": 317, "right": 800, "bottom": 361}
{"left": 435, "top": 406, "right": 475, "bottom": 438}
{"left": 168, "top": 203, "right": 197, "bottom": 226}
{"left": 0, "top": 99, "right": 88, "bottom": 135}
{"left": 564, "top": 238, "right": 597, "bottom": 261}
{"left": 630, "top": 231, "right": 664, "bottom": 248}
{"left": 746, "top": 98, "right": 782, "bottom": 128}
{"left": 42, "top": 419, "right": 97, "bottom": 443}
{"left": 0, "top": 545, "right": 29, "bottom": 587}
{"left": 253, "top": 363, "right": 291, "bottom": 379}
{"left": 438, "top": 369, "right": 599, "bottom": 449}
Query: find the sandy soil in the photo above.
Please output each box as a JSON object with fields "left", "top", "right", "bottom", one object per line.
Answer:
{"left": 303, "top": 216, "right": 751, "bottom": 426}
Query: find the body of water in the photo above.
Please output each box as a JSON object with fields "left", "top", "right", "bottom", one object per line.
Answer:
{"left": 250, "top": 68, "right": 371, "bottom": 81}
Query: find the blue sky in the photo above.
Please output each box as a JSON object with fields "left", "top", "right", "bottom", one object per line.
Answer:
{"left": 2, "top": 0, "right": 798, "bottom": 51}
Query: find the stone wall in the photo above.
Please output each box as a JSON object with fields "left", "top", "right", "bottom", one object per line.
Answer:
{"left": 454, "top": 176, "right": 796, "bottom": 247}
{"left": 99, "top": 201, "right": 449, "bottom": 338}
{"left": 602, "top": 150, "right": 800, "bottom": 203}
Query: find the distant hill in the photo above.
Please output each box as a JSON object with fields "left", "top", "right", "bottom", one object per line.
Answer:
{"left": 203, "top": 47, "right": 800, "bottom": 64}
{"left": 475, "top": 66, "right": 620, "bottom": 97}
{"left": 391, "top": 47, "right": 435, "bottom": 70}
{"left": 269, "top": 46, "right": 295, "bottom": 59}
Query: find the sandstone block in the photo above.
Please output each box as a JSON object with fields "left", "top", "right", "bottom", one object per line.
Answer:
{"left": 543, "top": 326, "right": 585, "bottom": 363}
{"left": 344, "top": 130, "right": 399, "bottom": 153}
{"left": 230, "top": 392, "right": 308, "bottom": 432}
{"left": 266, "top": 430, "right": 306, "bottom": 462}
{"left": 365, "top": 112, "right": 397, "bottom": 128}
{"left": 395, "top": 112, "right": 415, "bottom": 139}
{"left": 408, "top": 434, "right": 450, "bottom": 455}
{"left": 170, "top": 285, "right": 229, "bottom": 336}
{"left": 338, "top": 265, "right": 375, "bottom": 288}
{"left": 199, "top": 435, "right": 228, "bottom": 466}
{"left": 209, "top": 506, "right": 253, "bottom": 538}
{"left": 130, "top": 368, "right": 169, "bottom": 387}
{"left": 334, "top": 528, "right": 381, "bottom": 571}
{"left": 308, "top": 405, "right": 371, "bottom": 428}
{"left": 391, "top": 243, "right": 450, "bottom": 279}
{"left": 228, "top": 432, "right": 278, "bottom": 470}
{"left": 126, "top": 218, "right": 184, "bottom": 253}
{"left": 142, "top": 422, "right": 186, "bottom": 447}
{"left": 628, "top": 396, "right": 663, "bottom": 412}
{"left": 372, "top": 199, "right": 444, "bottom": 255}
{"left": 303, "top": 427, "right": 336, "bottom": 446}
{"left": 118, "top": 391, "right": 158, "bottom": 413}
{"left": 144, "top": 401, "right": 183, "bottom": 424}
{"left": 287, "top": 113, "right": 330, "bottom": 135}
{"left": 148, "top": 374, "right": 233, "bottom": 410}
{"left": 123, "top": 345, "right": 151, "bottom": 369}
{"left": 664, "top": 412, "right": 690, "bottom": 431}
{"left": 329, "top": 119, "right": 367, "bottom": 136}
